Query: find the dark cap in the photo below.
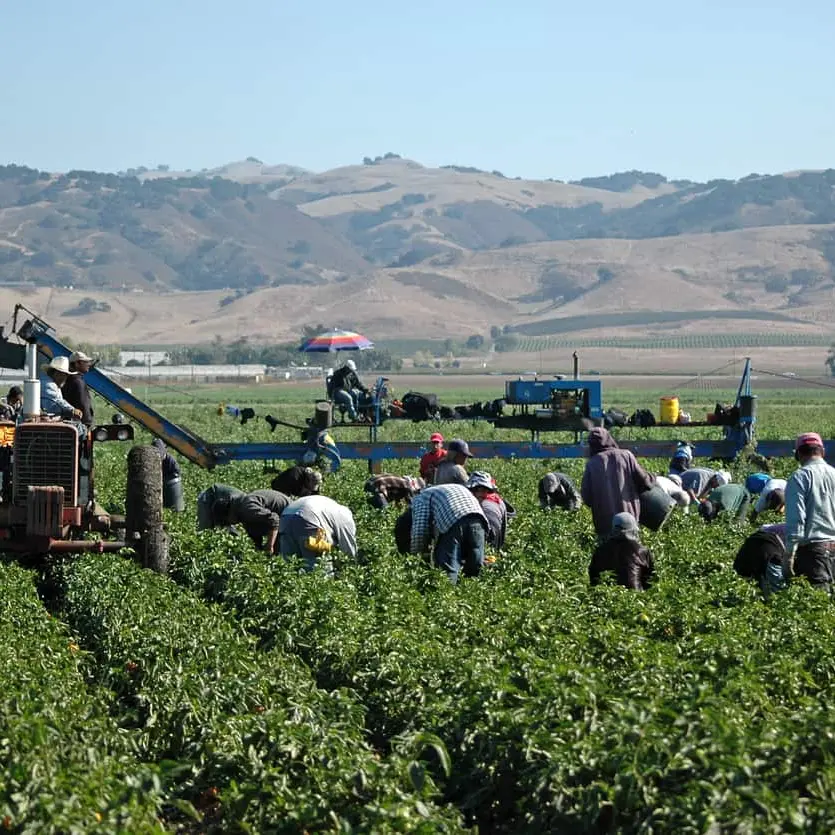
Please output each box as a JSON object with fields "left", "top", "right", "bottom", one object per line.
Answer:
{"left": 447, "top": 439, "right": 473, "bottom": 458}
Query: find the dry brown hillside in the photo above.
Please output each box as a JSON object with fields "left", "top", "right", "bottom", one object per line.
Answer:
{"left": 0, "top": 160, "right": 834, "bottom": 347}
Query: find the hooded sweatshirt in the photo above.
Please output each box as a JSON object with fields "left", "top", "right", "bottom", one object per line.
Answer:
{"left": 581, "top": 428, "right": 654, "bottom": 536}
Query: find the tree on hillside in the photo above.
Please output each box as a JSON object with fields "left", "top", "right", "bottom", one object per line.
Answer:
{"left": 466, "top": 334, "right": 485, "bottom": 350}
{"left": 827, "top": 346, "right": 835, "bottom": 377}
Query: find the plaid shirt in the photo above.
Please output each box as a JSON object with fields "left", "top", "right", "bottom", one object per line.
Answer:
{"left": 410, "top": 484, "right": 486, "bottom": 554}
{"left": 365, "top": 474, "right": 425, "bottom": 502}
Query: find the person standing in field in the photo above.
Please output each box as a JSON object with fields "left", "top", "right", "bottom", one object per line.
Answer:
{"left": 420, "top": 433, "right": 446, "bottom": 483}
{"left": 581, "top": 427, "right": 653, "bottom": 539}
{"left": 433, "top": 439, "right": 473, "bottom": 486}
{"left": 63, "top": 350, "right": 96, "bottom": 428}
{"left": 784, "top": 432, "right": 835, "bottom": 591}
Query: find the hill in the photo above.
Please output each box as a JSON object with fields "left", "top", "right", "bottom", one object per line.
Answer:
{"left": 1, "top": 159, "right": 835, "bottom": 347}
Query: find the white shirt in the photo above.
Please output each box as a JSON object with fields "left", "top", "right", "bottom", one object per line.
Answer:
{"left": 655, "top": 475, "right": 691, "bottom": 512}
{"left": 754, "top": 478, "right": 787, "bottom": 514}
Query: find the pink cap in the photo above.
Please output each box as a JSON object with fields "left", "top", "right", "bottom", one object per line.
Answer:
{"left": 430, "top": 433, "right": 444, "bottom": 443}
{"left": 796, "top": 432, "right": 824, "bottom": 451}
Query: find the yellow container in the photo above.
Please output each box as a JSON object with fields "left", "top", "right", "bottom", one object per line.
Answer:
{"left": 0, "top": 424, "right": 15, "bottom": 447}
{"left": 660, "top": 396, "right": 680, "bottom": 425}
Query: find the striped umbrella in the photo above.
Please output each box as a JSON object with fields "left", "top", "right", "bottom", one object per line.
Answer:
{"left": 299, "top": 328, "right": 374, "bottom": 353}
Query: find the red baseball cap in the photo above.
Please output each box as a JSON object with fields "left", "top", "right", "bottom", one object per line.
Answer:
{"left": 795, "top": 432, "right": 824, "bottom": 451}
{"left": 430, "top": 433, "right": 444, "bottom": 443}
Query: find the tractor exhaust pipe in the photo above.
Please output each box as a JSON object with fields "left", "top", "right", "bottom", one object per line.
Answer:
{"left": 573, "top": 351, "right": 579, "bottom": 381}
{"left": 23, "top": 343, "right": 40, "bottom": 418}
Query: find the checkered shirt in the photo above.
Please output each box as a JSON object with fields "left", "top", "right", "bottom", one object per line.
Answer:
{"left": 409, "top": 483, "right": 486, "bottom": 554}
{"left": 365, "top": 474, "right": 425, "bottom": 502}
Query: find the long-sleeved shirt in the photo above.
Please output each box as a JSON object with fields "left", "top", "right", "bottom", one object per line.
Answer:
{"left": 231, "top": 490, "right": 290, "bottom": 533}
{"left": 62, "top": 374, "right": 94, "bottom": 426}
{"left": 655, "top": 475, "right": 691, "bottom": 511}
{"left": 679, "top": 468, "right": 716, "bottom": 499}
{"left": 410, "top": 484, "right": 486, "bottom": 554}
{"left": 706, "top": 484, "right": 749, "bottom": 516}
{"left": 539, "top": 472, "right": 581, "bottom": 510}
{"left": 784, "top": 458, "right": 835, "bottom": 553}
{"left": 581, "top": 449, "right": 654, "bottom": 537}
{"left": 420, "top": 448, "right": 447, "bottom": 481}
{"left": 281, "top": 495, "right": 357, "bottom": 558}
{"left": 753, "top": 478, "right": 787, "bottom": 514}
{"left": 433, "top": 459, "right": 469, "bottom": 486}
{"left": 480, "top": 495, "right": 513, "bottom": 550}
{"left": 365, "top": 474, "right": 425, "bottom": 503}
{"left": 589, "top": 537, "right": 654, "bottom": 590}
{"left": 39, "top": 374, "right": 76, "bottom": 419}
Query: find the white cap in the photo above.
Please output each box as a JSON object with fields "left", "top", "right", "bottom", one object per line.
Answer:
{"left": 345, "top": 359, "right": 357, "bottom": 371}
{"left": 714, "top": 470, "right": 732, "bottom": 487}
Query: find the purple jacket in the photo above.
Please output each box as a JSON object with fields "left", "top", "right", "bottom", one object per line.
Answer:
{"left": 581, "top": 428, "right": 653, "bottom": 536}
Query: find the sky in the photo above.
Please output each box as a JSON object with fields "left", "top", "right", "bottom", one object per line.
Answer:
{"left": 1, "top": 0, "right": 833, "bottom": 182}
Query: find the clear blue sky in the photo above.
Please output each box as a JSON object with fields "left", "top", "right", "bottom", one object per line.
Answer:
{"left": 2, "top": 0, "right": 832, "bottom": 182}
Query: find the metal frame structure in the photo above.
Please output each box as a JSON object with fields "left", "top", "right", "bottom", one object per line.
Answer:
{"left": 9, "top": 306, "right": 833, "bottom": 471}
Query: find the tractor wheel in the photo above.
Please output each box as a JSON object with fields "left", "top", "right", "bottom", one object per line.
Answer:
{"left": 125, "top": 445, "right": 169, "bottom": 574}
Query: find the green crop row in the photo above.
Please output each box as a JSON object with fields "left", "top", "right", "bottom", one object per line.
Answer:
{"left": 164, "top": 460, "right": 835, "bottom": 833}
{"left": 56, "top": 552, "right": 464, "bottom": 832}
{"left": 515, "top": 333, "right": 833, "bottom": 352}
{"left": 0, "top": 561, "right": 164, "bottom": 833}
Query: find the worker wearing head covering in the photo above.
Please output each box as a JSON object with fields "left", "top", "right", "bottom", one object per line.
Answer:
{"left": 420, "top": 432, "right": 446, "bottom": 483}
{"left": 467, "top": 471, "right": 515, "bottom": 552}
{"left": 39, "top": 356, "right": 83, "bottom": 421}
{"left": 538, "top": 472, "right": 581, "bottom": 511}
{"left": 668, "top": 442, "right": 694, "bottom": 475}
{"left": 329, "top": 359, "right": 368, "bottom": 421}
{"left": 580, "top": 427, "right": 654, "bottom": 538}
{"left": 785, "top": 432, "right": 835, "bottom": 591}
{"left": 64, "top": 350, "right": 95, "bottom": 427}
{"left": 433, "top": 439, "right": 473, "bottom": 486}
{"left": 588, "top": 512, "right": 654, "bottom": 590}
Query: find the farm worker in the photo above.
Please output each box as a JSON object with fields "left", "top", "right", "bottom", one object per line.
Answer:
{"left": 197, "top": 483, "right": 246, "bottom": 532}
{"left": 784, "top": 432, "right": 835, "bottom": 591}
{"left": 467, "top": 471, "right": 515, "bottom": 552}
{"left": 330, "top": 360, "right": 368, "bottom": 422}
{"left": 39, "top": 356, "right": 84, "bottom": 425}
{"left": 678, "top": 467, "right": 722, "bottom": 503}
{"left": 538, "top": 472, "right": 581, "bottom": 511}
{"left": 733, "top": 525, "right": 788, "bottom": 597}
{"left": 588, "top": 512, "right": 654, "bottom": 591}
{"left": 152, "top": 438, "right": 184, "bottom": 511}
{"left": 279, "top": 494, "right": 357, "bottom": 576}
{"left": 63, "top": 350, "right": 95, "bottom": 427}
{"left": 654, "top": 473, "right": 691, "bottom": 513}
{"left": 152, "top": 438, "right": 180, "bottom": 483}
{"left": 668, "top": 442, "right": 694, "bottom": 476}
{"left": 580, "top": 427, "right": 653, "bottom": 539}
{"left": 270, "top": 465, "right": 323, "bottom": 497}
{"left": 749, "top": 477, "right": 787, "bottom": 522}
{"left": 698, "top": 483, "right": 750, "bottom": 523}
{"left": 420, "top": 433, "right": 446, "bottom": 482}
{"left": 228, "top": 489, "right": 290, "bottom": 555}
{"left": 745, "top": 472, "right": 772, "bottom": 495}
{"left": 409, "top": 483, "right": 488, "bottom": 584}
{"left": 0, "top": 385, "right": 22, "bottom": 421}
{"left": 365, "top": 474, "right": 425, "bottom": 509}
{"left": 433, "top": 439, "right": 473, "bottom": 486}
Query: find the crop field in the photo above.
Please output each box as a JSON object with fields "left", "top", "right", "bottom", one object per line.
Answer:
{"left": 4, "top": 381, "right": 835, "bottom": 832}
